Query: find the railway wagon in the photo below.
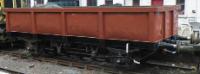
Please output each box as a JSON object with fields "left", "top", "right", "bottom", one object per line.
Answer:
{"left": 4, "top": 6, "right": 178, "bottom": 64}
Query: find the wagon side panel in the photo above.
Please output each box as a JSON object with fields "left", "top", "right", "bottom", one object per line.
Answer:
{"left": 103, "top": 12, "right": 149, "bottom": 41}
{"left": 7, "top": 12, "right": 32, "bottom": 33}
{"left": 66, "top": 13, "right": 99, "bottom": 37}
{"left": 35, "top": 12, "right": 63, "bottom": 35}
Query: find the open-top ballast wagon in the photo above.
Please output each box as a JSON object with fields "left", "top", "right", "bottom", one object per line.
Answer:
{"left": 4, "top": 6, "right": 178, "bottom": 64}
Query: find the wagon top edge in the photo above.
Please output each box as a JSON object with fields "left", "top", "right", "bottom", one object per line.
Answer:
{"left": 3, "top": 6, "right": 179, "bottom": 13}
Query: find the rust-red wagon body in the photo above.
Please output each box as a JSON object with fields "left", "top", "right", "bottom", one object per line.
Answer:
{"left": 4, "top": 6, "right": 178, "bottom": 43}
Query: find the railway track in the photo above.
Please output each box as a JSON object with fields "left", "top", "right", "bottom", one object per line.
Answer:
{"left": 0, "top": 67, "right": 23, "bottom": 74}
{"left": 0, "top": 49, "right": 143, "bottom": 74}
{"left": 0, "top": 49, "right": 199, "bottom": 74}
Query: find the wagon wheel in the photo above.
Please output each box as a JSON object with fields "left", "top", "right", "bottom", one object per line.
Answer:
{"left": 42, "top": 42, "right": 60, "bottom": 57}
{"left": 25, "top": 40, "right": 40, "bottom": 56}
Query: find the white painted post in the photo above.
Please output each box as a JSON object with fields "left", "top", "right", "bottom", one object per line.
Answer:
{"left": 79, "top": 0, "right": 87, "bottom": 6}
{"left": 30, "top": 0, "right": 35, "bottom": 7}
{"left": 125, "top": 0, "right": 133, "bottom": 6}
{"left": 113, "top": 0, "right": 125, "bottom": 6}
{"left": 164, "top": 0, "right": 176, "bottom": 5}
{"left": 44, "top": 0, "right": 48, "bottom": 4}
{"left": 97, "top": 0, "right": 105, "bottom": 6}
{"left": 140, "top": 0, "right": 151, "bottom": 6}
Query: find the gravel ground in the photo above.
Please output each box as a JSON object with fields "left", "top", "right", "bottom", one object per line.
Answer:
{"left": 0, "top": 50, "right": 199, "bottom": 74}
{"left": 0, "top": 55, "right": 110, "bottom": 74}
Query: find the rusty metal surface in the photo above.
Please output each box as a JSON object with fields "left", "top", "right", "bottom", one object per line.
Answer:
{"left": 4, "top": 6, "right": 178, "bottom": 43}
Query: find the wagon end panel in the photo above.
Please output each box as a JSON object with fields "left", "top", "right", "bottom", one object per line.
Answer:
{"left": 163, "top": 10, "right": 177, "bottom": 39}
{"left": 148, "top": 12, "right": 163, "bottom": 42}
{"left": 173, "top": 10, "right": 178, "bottom": 35}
